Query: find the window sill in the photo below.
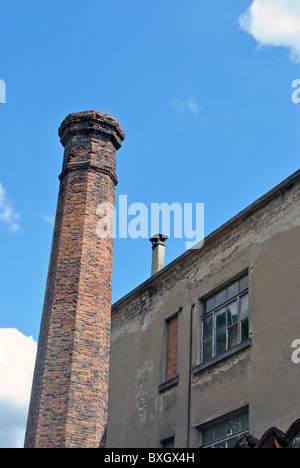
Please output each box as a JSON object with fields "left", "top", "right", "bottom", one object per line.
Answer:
{"left": 158, "top": 375, "right": 179, "bottom": 393}
{"left": 192, "top": 338, "right": 252, "bottom": 376}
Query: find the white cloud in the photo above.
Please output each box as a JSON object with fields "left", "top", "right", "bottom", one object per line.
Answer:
{"left": 0, "top": 328, "right": 37, "bottom": 448}
{"left": 173, "top": 97, "right": 203, "bottom": 115}
{"left": 239, "top": 0, "right": 300, "bottom": 62}
{"left": 43, "top": 215, "right": 55, "bottom": 225}
{"left": 0, "top": 183, "right": 21, "bottom": 231}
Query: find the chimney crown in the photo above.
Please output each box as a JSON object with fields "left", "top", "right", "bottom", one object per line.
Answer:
{"left": 58, "top": 110, "right": 125, "bottom": 149}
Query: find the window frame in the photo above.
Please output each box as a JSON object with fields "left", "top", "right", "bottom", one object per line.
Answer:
{"left": 158, "top": 308, "right": 182, "bottom": 393}
{"left": 165, "top": 313, "right": 179, "bottom": 382}
{"left": 201, "top": 274, "right": 249, "bottom": 364}
{"left": 198, "top": 407, "right": 249, "bottom": 448}
{"left": 160, "top": 435, "right": 175, "bottom": 448}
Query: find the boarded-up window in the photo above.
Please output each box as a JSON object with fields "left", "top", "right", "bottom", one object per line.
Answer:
{"left": 166, "top": 315, "right": 178, "bottom": 381}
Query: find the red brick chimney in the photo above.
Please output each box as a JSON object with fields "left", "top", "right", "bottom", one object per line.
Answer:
{"left": 24, "top": 111, "right": 125, "bottom": 448}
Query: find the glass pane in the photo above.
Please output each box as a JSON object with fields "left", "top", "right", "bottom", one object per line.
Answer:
{"left": 241, "top": 318, "right": 249, "bottom": 341}
{"left": 228, "top": 323, "right": 238, "bottom": 349}
{"left": 214, "top": 441, "right": 226, "bottom": 448}
{"left": 205, "top": 296, "right": 215, "bottom": 314}
{"left": 203, "top": 338, "right": 213, "bottom": 362}
{"left": 216, "top": 308, "right": 226, "bottom": 333}
{"left": 227, "top": 437, "right": 238, "bottom": 448}
{"left": 239, "top": 275, "right": 248, "bottom": 292}
{"left": 202, "top": 427, "right": 214, "bottom": 446}
{"left": 227, "top": 281, "right": 239, "bottom": 300}
{"left": 227, "top": 300, "right": 238, "bottom": 326}
{"left": 203, "top": 316, "right": 213, "bottom": 340}
{"left": 240, "top": 293, "right": 249, "bottom": 319}
{"left": 227, "top": 416, "right": 240, "bottom": 436}
{"left": 215, "top": 289, "right": 226, "bottom": 307}
{"left": 216, "top": 331, "right": 226, "bottom": 355}
{"left": 215, "top": 421, "right": 227, "bottom": 440}
{"left": 241, "top": 412, "right": 249, "bottom": 431}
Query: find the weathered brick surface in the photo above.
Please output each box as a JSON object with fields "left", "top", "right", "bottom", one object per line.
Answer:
{"left": 24, "top": 111, "right": 124, "bottom": 448}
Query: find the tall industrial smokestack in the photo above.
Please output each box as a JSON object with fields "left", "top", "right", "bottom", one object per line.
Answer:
{"left": 150, "top": 234, "right": 168, "bottom": 275}
{"left": 24, "top": 111, "right": 125, "bottom": 448}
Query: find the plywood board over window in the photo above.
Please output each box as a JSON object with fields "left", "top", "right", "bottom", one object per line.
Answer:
{"left": 166, "top": 315, "right": 178, "bottom": 381}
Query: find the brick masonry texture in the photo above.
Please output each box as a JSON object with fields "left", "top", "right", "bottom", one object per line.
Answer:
{"left": 24, "top": 111, "right": 125, "bottom": 448}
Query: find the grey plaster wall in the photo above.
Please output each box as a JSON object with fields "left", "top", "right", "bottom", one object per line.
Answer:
{"left": 107, "top": 173, "right": 300, "bottom": 448}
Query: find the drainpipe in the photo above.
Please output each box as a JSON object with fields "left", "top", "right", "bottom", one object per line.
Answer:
{"left": 187, "top": 303, "right": 195, "bottom": 448}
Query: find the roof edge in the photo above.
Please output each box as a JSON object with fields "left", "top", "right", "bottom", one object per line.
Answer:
{"left": 112, "top": 168, "right": 300, "bottom": 311}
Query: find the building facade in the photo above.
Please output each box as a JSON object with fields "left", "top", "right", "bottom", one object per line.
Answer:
{"left": 107, "top": 170, "right": 300, "bottom": 448}
{"left": 25, "top": 110, "right": 300, "bottom": 448}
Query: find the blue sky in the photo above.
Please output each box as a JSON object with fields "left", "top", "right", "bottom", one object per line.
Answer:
{"left": 0, "top": 0, "right": 300, "bottom": 447}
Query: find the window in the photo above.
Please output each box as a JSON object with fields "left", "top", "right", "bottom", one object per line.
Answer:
{"left": 201, "top": 274, "right": 249, "bottom": 363}
{"left": 165, "top": 314, "right": 178, "bottom": 381}
{"left": 158, "top": 311, "right": 181, "bottom": 393}
{"left": 160, "top": 436, "right": 175, "bottom": 448}
{"left": 199, "top": 408, "right": 249, "bottom": 448}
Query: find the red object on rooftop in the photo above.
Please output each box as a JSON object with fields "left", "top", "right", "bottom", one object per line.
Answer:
{"left": 235, "top": 419, "right": 300, "bottom": 448}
